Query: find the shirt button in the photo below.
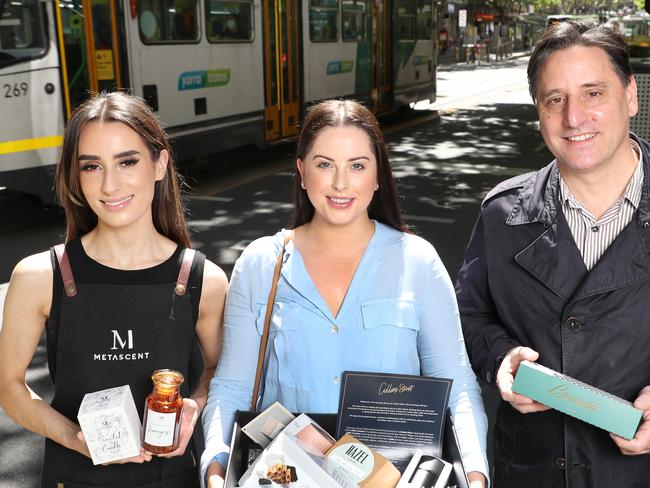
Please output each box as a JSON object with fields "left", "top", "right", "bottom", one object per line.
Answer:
{"left": 331, "top": 324, "right": 339, "bottom": 334}
{"left": 333, "top": 376, "right": 340, "bottom": 384}
{"left": 556, "top": 457, "right": 566, "bottom": 468}
{"left": 566, "top": 317, "right": 582, "bottom": 331}
{"left": 591, "top": 226, "right": 599, "bottom": 232}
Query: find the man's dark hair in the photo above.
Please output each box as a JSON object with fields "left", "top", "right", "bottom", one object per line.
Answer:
{"left": 528, "top": 22, "right": 632, "bottom": 102}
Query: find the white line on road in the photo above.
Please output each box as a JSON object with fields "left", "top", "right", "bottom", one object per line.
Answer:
{"left": 403, "top": 214, "right": 455, "bottom": 224}
{"left": 186, "top": 195, "right": 233, "bottom": 202}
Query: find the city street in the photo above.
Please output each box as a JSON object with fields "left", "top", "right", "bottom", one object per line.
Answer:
{"left": 0, "top": 54, "right": 552, "bottom": 486}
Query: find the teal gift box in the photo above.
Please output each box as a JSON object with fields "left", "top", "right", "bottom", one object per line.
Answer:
{"left": 512, "top": 361, "right": 642, "bottom": 440}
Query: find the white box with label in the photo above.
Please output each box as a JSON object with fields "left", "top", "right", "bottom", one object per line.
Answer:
{"left": 77, "top": 384, "right": 142, "bottom": 465}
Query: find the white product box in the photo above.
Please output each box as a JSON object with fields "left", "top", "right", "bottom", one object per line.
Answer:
{"left": 239, "top": 414, "right": 340, "bottom": 488}
{"left": 77, "top": 385, "right": 142, "bottom": 465}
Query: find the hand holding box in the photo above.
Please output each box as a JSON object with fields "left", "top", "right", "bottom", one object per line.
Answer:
{"left": 77, "top": 385, "right": 142, "bottom": 465}
{"left": 512, "top": 361, "right": 642, "bottom": 440}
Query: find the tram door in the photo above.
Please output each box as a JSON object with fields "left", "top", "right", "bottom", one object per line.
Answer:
{"left": 262, "top": 0, "right": 301, "bottom": 141}
{"left": 371, "top": 0, "right": 390, "bottom": 112}
{"left": 55, "top": 0, "right": 123, "bottom": 117}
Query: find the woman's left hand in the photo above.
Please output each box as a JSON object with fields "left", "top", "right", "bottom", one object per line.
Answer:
{"left": 155, "top": 397, "right": 199, "bottom": 458}
{"left": 468, "top": 470, "right": 487, "bottom": 488}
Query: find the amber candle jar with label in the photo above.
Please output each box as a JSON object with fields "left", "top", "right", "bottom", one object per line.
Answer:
{"left": 142, "top": 369, "right": 184, "bottom": 454}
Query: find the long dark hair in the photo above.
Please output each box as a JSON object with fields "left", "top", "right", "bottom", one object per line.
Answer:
{"left": 56, "top": 92, "right": 191, "bottom": 247}
{"left": 289, "top": 100, "right": 406, "bottom": 232}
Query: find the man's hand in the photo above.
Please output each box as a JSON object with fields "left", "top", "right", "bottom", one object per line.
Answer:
{"left": 496, "top": 346, "right": 549, "bottom": 414}
{"left": 611, "top": 386, "right": 650, "bottom": 455}
{"left": 157, "top": 397, "right": 199, "bottom": 458}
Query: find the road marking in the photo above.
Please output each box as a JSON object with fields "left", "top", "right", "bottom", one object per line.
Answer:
{"left": 186, "top": 195, "right": 233, "bottom": 202}
{"left": 403, "top": 214, "right": 455, "bottom": 224}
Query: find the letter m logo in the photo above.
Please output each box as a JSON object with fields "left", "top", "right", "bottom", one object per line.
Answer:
{"left": 110, "top": 330, "right": 134, "bottom": 350}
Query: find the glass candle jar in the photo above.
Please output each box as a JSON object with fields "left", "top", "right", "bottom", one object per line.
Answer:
{"left": 142, "top": 369, "right": 184, "bottom": 454}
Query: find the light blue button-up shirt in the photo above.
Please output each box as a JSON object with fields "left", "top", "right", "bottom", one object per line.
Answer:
{"left": 201, "top": 222, "right": 488, "bottom": 484}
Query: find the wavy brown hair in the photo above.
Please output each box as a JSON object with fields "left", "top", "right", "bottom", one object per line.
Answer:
{"left": 289, "top": 99, "right": 406, "bottom": 232}
{"left": 56, "top": 92, "right": 190, "bottom": 247}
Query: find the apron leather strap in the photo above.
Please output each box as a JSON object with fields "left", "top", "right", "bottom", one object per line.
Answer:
{"left": 175, "top": 249, "right": 196, "bottom": 296}
{"left": 54, "top": 244, "right": 78, "bottom": 297}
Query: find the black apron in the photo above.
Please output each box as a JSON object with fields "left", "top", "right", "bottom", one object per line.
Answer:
{"left": 41, "top": 247, "right": 199, "bottom": 488}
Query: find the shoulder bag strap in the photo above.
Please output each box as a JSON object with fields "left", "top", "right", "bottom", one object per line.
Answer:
{"left": 53, "top": 243, "right": 77, "bottom": 297}
{"left": 250, "top": 232, "right": 293, "bottom": 411}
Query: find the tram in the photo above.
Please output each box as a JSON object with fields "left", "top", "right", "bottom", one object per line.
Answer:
{"left": 0, "top": 0, "right": 438, "bottom": 203}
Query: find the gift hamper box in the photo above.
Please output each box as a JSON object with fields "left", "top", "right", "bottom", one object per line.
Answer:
{"left": 224, "top": 410, "right": 469, "bottom": 488}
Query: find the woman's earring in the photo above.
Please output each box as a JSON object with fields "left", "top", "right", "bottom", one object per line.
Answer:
{"left": 374, "top": 184, "right": 379, "bottom": 191}
{"left": 301, "top": 181, "right": 306, "bottom": 190}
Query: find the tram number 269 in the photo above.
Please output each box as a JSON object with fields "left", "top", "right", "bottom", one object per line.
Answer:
{"left": 3, "top": 82, "right": 29, "bottom": 98}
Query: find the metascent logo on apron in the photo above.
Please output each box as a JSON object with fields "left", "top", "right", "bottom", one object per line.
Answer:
{"left": 92, "top": 329, "right": 152, "bottom": 361}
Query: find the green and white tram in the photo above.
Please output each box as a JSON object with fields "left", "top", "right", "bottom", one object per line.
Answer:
{"left": 0, "top": 0, "right": 437, "bottom": 202}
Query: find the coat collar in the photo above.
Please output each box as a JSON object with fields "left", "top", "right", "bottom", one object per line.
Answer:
{"left": 510, "top": 134, "right": 650, "bottom": 301}
{"left": 506, "top": 133, "right": 650, "bottom": 229}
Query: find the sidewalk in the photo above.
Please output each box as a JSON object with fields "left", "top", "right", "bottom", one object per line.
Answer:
{"left": 438, "top": 47, "right": 531, "bottom": 67}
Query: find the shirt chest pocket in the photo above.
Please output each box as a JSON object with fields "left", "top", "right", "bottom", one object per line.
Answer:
{"left": 255, "top": 300, "right": 315, "bottom": 391}
{"left": 361, "top": 299, "right": 420, "bottom": 374}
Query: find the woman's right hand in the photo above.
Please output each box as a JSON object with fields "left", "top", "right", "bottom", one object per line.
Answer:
{"left": 206, "top": 460, "right": 226, "bottom": 488}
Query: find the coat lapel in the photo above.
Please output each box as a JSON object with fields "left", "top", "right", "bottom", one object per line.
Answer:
{"left": 570, "top": 219, "right": 650, "bottom": 300}
{"left": 512, "top": 135, "right": 650, "bottom": 302}
{"left": 515, "top": 209, "right": 587, "bottom": 301}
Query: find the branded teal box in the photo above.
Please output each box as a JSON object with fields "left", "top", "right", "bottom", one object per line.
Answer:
{"left": 512, "top": 361, "right": 642, "bottom": 440}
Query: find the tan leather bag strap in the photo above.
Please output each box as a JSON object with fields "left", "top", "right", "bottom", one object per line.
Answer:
{"left": 250, "top": 232, "right": 293, "bottom": 411}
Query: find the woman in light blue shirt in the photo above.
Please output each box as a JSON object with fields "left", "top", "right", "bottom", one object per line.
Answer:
{"left": 202, "top": 100, "right": 488, "bottom": 487}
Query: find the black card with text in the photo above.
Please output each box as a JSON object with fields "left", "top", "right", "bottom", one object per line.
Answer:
{"left": 335, "top": 371, "right": 453, "bottom": 472}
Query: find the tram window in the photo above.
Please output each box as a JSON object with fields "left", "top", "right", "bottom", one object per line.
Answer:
{"left": 0, "top": 0, "right": 47, "bottom": 65}
{"left": 138, "top": 0, "right": 199, "bottom": 44}
{"left": 396, "top": 0, "right": 416, "bottom": 40}
{"left": 341, "top": 0, "right": 366, "bottom": 42}
{"left": 415, "top": 0, "right": 432, "bottom": 39}
{"left": 310, "top": 0, "right": 338, "bottom": 42}
{"left": 206, "top": 0, "right": 253, "bottom": 42}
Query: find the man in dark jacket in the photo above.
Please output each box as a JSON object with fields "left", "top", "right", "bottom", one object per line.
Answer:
{"left": 456, "top": 22, "right": 650, "bottom": 487}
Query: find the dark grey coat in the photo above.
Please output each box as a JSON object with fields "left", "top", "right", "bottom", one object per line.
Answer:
{"left": 456, "top": 135, "right": 650, "bottom": 488}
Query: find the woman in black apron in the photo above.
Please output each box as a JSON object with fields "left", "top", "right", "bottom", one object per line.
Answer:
{"left": 0, "top": 92, "right": 227, "bottom": 488}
